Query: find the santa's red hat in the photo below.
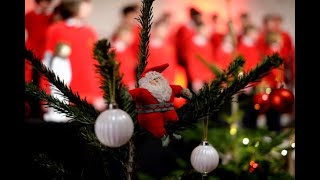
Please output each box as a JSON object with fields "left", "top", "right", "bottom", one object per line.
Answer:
{"left": 141, "top": 63, "right": 169, "bottom": 78}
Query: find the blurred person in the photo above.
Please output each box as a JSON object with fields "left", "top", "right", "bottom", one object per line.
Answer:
{"left": 272, "top": 14, "right": 295, "bottom": 87}
{"left": 209, "top": 13, "right": 225, "bottom": 58}
{"left": 236, "top": 24, "right": 260, "bottom": 72}
{"left": 148, "top": 13, "right": 178, "bottom": 84}
{"left": 215, "top": 33, "right": 235, "bottom": 70}
{"left": 237, "top": 12, "right": 253, "bottom": 42}
{"left": 148, "top": 13, "right": 188, "bottom": 107}
{"left": 112, "top": 3, "right": 140, "bottom": 56}
{"left": 25, "top": 0, "right": 60, "bottom": 120}
{"left": 256, "top": 15, "right": 282, "bottom": 88}
{"left": 175, "top": 7, "right": 215, "bottom": 92}
{"left": 50, "top": 3, "right": 64, "bottom": 23}
{"left": 112, "top": 26, "right": 137, "bottom": 90}
{"left": 41, "top": 0, "right": 105, "bottom": 122}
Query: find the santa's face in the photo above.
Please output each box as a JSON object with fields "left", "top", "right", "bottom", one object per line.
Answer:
{"left": 139, "top": 72, "right": 172, "bottom": 102}
{"left": 150, "top": 77, "right": 161, "bottom": 86}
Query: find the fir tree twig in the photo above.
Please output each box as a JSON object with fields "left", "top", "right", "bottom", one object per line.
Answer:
{"left": 25, "top": 48, "right": 99, "bottom": 121}
{"left": 136, "top": 0, "right": 154, "bottom": 81}
{"left": 33, "top": 153, "right": 68, "bottom": 180}
{"left": 25, "top": 83, "right": 94, "bottom": 125}
{"left": 172, "top": 53, "right": 283, "bottom": 132}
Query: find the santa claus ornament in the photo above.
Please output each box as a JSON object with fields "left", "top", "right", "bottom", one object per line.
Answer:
{"left": 129, "top": 63, "right": 192, "bottom": 146}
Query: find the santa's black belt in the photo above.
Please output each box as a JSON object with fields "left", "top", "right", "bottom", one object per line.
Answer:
{"left": 135, "top": 102, "right": 174, "bottom": 113}
{"left": 136, "top": 102, "right": 174, "bottom": 109}
{"left": 135, "top": 107, "right": 175, "bottom": 114}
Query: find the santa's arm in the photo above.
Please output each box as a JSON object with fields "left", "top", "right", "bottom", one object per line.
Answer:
{"left": 170, "top": 85, "right": 192, "bottom": 100}
{"left": 128, "top": 88, "right": 142, "bottom": 102}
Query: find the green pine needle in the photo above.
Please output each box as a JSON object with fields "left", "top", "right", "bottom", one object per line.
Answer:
{"left": 136, "top": 0, "right": 155, "bottom": 82}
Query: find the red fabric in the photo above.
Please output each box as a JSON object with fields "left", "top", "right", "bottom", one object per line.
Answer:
{"left": 113, "top": 43, "right": 137, "bottom": 88}
{"left": 25, "top": 61, "right": 33, "bottom": 83}
{"left": 148, "top": 37, "right": 178, "bottom": 83}
{"left": 131, "top": 25, "right": 141, "bottom": 57}
{"left": 25, "top": 11, "right": 53, "bottom": 59}
{"left": 256, "top": 31, "right": 295, "bottom": 88}
{"left": 176, "top": 25, "right": 215, "bottom": 82}
{"left": 41, "top": 21, "right": 102, "bottom": 104}
{"left": 215, "top": 47, "right": 233, "bottom": 70}
{"left": 210, "top": 32, "right": 224, "bottom": 58}
{"left": 236, "top": 41, "right": 261, "bottom": 72}
{"left": 25, "top": 10, "right": 53, "bottom": 82}
{"left": 129, "top": 85, "right": 183, "bottom": 138}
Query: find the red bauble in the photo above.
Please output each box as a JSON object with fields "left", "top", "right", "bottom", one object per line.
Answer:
{"left": 253, "top": 93, "right": 270, "bottom": 114}
{"left": 268, "top": 88, "right": 294, "bottom": 113}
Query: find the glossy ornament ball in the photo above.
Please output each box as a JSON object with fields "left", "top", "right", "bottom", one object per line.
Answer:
{"left": 190, "top": 141, "right": 220, "bottom": 173}
{"left": 253, "top": 93, "right": 270, "bottom": 114}
{"left": 269, "top": 88, "right": 294, "bottom": 113}
{"left": 94, "top": 108, "right": 134, "bottom": 148}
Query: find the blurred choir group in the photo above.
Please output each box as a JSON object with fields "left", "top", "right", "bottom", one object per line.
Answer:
{"left": 25, "top": 0, "right": 295, "bottom": 121}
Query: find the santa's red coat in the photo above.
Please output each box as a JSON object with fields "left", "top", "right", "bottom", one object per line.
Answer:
{"left": 41, "top": 20, "right": 102, "bottom": 104}
{"left": 129, "top": 85, "right": 184, "bottom": 138}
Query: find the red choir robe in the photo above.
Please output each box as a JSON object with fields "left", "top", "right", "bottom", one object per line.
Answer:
{"left": 112, "top": 24, "right": 140, "bottom": 57}
{"left": 215, "top": 42, "right": 234, "bottom": 71}
{"left": 148, "top": 35, "right": 178, "bottom": 84}
{"left": 113, "top": 39, "right": 138, "bottom": 89}
{"left": 210, "top": 32, "right": 224, "bottom": 58}
{"left": 176, "top": 23, "right": 215, "bottom": 88}
{"left": 236, "top": 37, "right": 261, "bottom": 72}
{"left": 41, "top": 19, "right": 102, "bottom": 104}
{"left": 25, "top": 9, "right": 53, "bottom": 82}
{"left": 148, "top": 35, "right": 188, "bottom": 107}
{"left": 256, "top": 31, "right": 294, "bottom": 88}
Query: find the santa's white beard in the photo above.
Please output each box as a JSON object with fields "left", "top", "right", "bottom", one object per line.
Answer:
{"left": 139, "top": 72, "right": 172, "bottom": 102}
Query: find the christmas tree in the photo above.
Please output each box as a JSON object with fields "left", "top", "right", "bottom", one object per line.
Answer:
{"left": 25, "top": 0, "right": 294, "bottom": 179}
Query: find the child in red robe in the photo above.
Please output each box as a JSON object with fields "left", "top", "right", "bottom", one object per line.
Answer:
{"left": 148, "top": 13, "right": 188, "bottom": 108}
{"left": 111, "top": 4, "right": 140, "bottom": 57}
{"left": 215, "top": 33, "right": 235, "bottom": 71}
{"left": 112, "top": 27, "right": 137, "bottom": 90}
{"left": 236, "top": 25, "right": 260, "bottom": 72}
{"left": 175, "top": 8, "right": 215, "bottom": 92}
{"left": 41, "top": 0, "right": 104, "bottom": 121}
{"left": 25, "top": 0, "right": 60, "bottom": 119}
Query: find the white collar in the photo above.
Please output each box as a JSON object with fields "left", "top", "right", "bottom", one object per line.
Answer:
{"left": 66, "top": 18, "right": 85, "bottom": 27}
{"left": 242, "top": 36, "right": 255, "bottom": 47}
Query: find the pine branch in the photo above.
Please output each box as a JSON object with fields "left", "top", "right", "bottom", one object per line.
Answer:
{"left": 196, "top": 54, "right": 223, "bottom": 77}
{"left": 172, "top": 53, "right": 283, "bottom": 132}
{"left": 136, "top": 0, "right": 154, "bottom": 81}
{"left": 33, "top": 153, "right": 68, "bottom": 179}
{"left": 93, "top": 39, "right": 136, "bottom": 117}
{"left": 25, "top": 83, "right": 94, "bottom": 125}
{"left": 25, "top": 48, "right": 99, "bottom": 121}
{"left": 93, "top": 39, "right": 118, "bottom": 103}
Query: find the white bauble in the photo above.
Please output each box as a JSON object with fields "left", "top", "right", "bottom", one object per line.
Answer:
{"left": 190, "top": 141, "right": 220, "bottom": 174}
{"left": 94, "top": 106, "right": 134, "bottom": 148}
